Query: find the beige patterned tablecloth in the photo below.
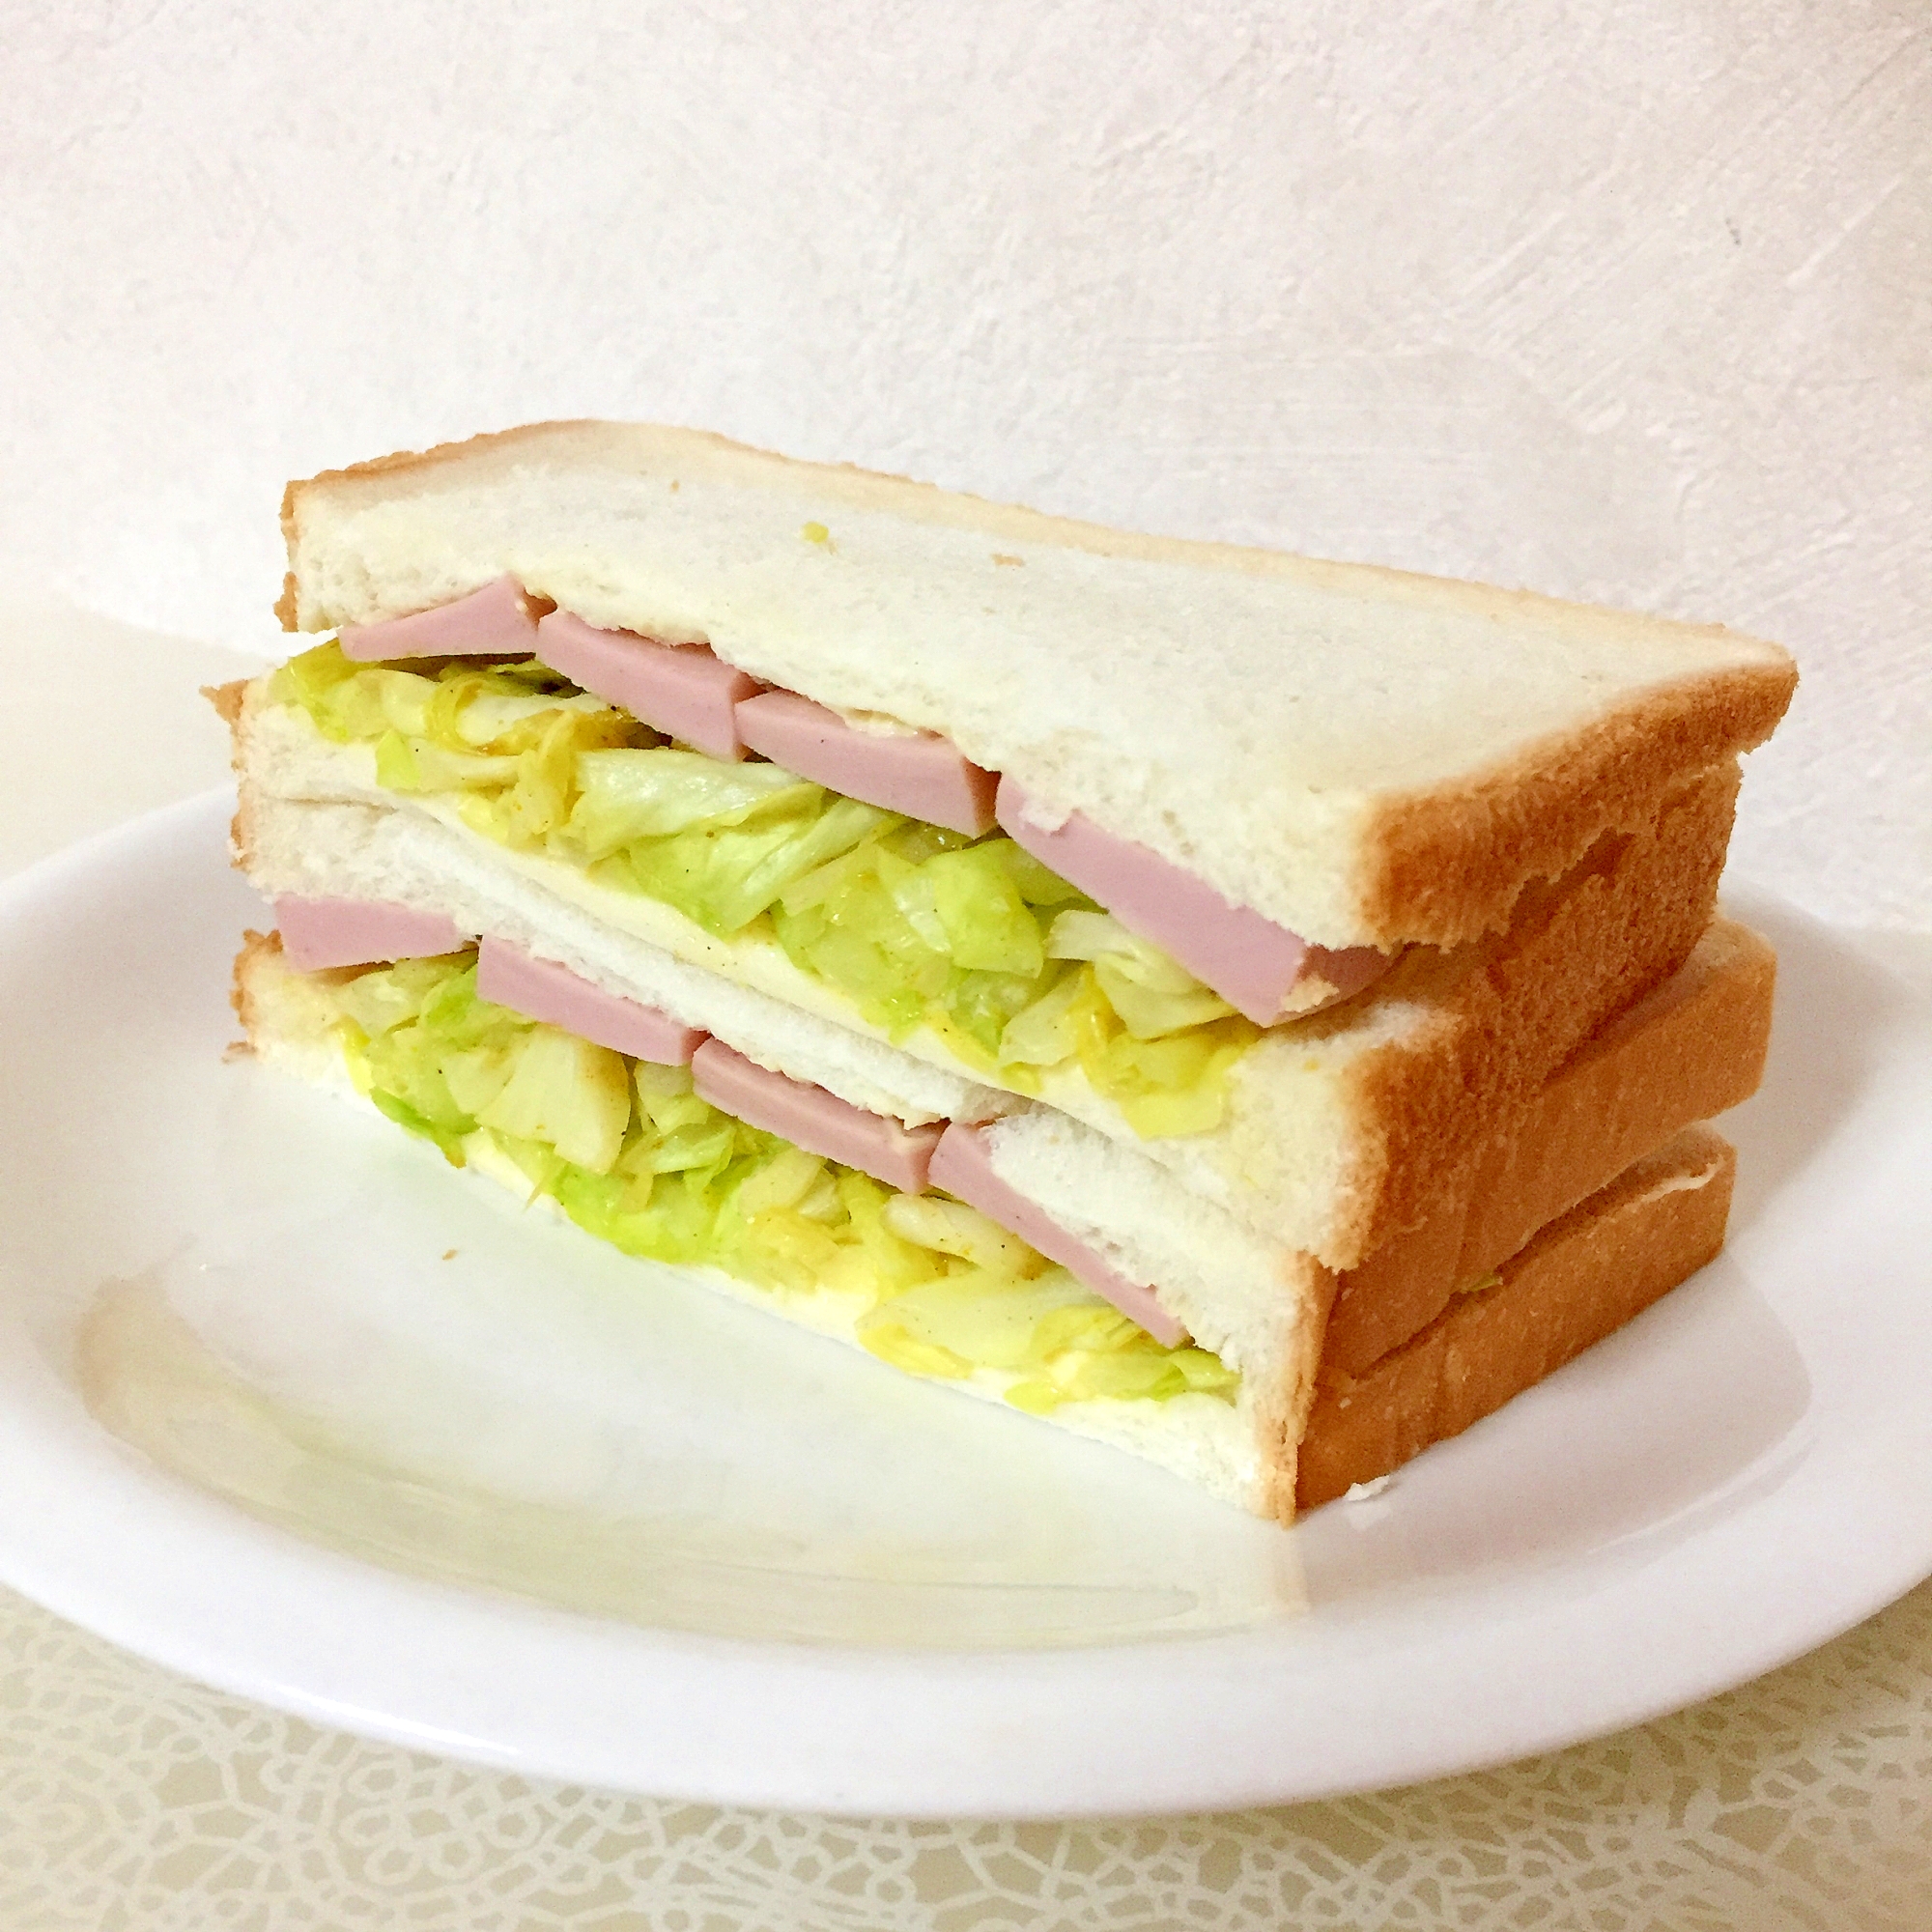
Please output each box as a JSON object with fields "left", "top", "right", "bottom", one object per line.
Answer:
{"left": 6, "top": 1577, "right": 1932, "bottom": 1929}
{"left": 4, "top": 601, "right": 1931, "bottom": 1930}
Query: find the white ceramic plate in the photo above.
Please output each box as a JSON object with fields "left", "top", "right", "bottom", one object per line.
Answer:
{"left": 2, "top": 792, "right": 1929, "bottom": 1819}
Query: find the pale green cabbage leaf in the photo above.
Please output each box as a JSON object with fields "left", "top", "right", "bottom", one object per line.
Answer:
{"left": 320, "top": 950, "right": 1238, "bottom": 1413}
{"left": 272, "top": 641, "right": 1258, "bottom": 1136}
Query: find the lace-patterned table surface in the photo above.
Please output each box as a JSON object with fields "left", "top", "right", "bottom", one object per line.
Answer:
{"left": 5, "top": 611, "right": 1932, "bottom": 1931}
{"left": 5, "top": 1577, "right": 1931, "bottom": 1931}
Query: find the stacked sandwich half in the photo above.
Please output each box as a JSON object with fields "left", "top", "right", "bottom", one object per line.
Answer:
{"left": 218, "top": 422, "right": 1795, "bottom": 1522}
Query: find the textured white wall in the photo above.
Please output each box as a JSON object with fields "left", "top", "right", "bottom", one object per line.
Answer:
{"left": 4, "top": 0, "right": 1926, "bottom": 926}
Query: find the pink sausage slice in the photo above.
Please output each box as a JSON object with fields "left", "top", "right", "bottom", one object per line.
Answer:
{"left": 926, "top": 1123, "right": 1188, "bottom": 1348}
{"left": 276, "top": 895, "right": 469, "bottom": 971}
{"left": 691, "top": 1039, "right": 942, "bottom": 1194}
{"left": 338, "top": 576, "right": 545, "bottom": 662}
{"left": 475, "top": 937, "right": 704, "bottom": 1066}
{"left": 994, "top": 778, "right": 1387, "bottom": 1025}
{"left": 536, "top": 611, "right": 761, "bottom": 761}
{"left": 734, "top": 691, "right": 999, "bottom": 836}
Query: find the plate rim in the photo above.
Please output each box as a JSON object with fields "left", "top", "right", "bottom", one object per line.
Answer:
{"left": 1, "top": 787, "right": 1929, "bottom": 1819}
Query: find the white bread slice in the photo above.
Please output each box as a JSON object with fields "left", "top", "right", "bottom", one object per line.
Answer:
{"left": 231, "top": 690, "right": 1743, "bottom": 1269}
{"left": 231, "top": 932, "right": 1299, "bottom": 1515}
{"left": 277, "top": 421, "right": 1794, "bottom": 952}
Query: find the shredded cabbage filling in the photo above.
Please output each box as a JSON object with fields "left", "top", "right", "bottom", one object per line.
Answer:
{"left": 271, "top": 643, "right": 1260, "bottom": 1136}
{"left": 318, "top": 949, "right": 1238, "bottom": 1413}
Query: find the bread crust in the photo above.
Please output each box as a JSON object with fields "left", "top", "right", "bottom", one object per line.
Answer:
{"left": 1296, "top": 1126, "right": 1736, "bottom": 1509}
{"left": 1254, "top": 1265, "right": 1338, "bottom": 1524}
{"left": 1358, "top": 664, "right": 1793, "bottom": 946}
{"left": 1314, "top": 758, "right": 1739, "bottom": 1266}
{"left": 1323, "top": 918, "right": 1773, "bottom": 1375}
{"left": 276, "top": 419, "right": 1795, "bottom": 952}
{"left": 229, "top": 926, "right": 270, "bottom": 1039}
{"left": 202, "top": 678, "right": 248, "bottom": 726}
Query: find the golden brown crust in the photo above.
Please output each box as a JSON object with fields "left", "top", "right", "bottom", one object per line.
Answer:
{"left": 202, "top": 678, "right": 248, "bottom": 726}
{"left": 229, "top": 927, "right": 281, "bottom": 1044}
{"left": 233, "top": 927, "right": 372, "bottom": 1051}
{"left": 1252, "top": 1262, "right": 1338, "bottom": 1524}
{"left": 1312, "top": 759, "right": 1739, "bottom": 1270}
{"left": 1323, "top": 919, "right": 1775, "bottom": 1376}
{"left": 225, "top": 688, "right": 264, "bottom": 873}
{"left": 1296, "top": 1127, "right": 1736, "bottom": 1509}
{"left": 276, "top": 475, "right": 304, "bottom": 628}
{"left": 1358, "top": 660, "right": 1796, "bottom": 949}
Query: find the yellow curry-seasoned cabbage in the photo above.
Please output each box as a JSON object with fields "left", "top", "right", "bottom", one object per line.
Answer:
{"left": 273, "top": 642, "right": 1259, "bottom": 1136}
{"left": 324, "top": 950, "right": 1238, "bottom": 1413}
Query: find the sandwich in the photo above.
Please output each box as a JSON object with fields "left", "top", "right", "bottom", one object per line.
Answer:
{"left": 215, "top": 420, "right": 1795, "bottom": 1522}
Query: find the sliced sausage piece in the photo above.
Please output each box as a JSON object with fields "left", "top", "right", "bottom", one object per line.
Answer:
{"left": 691, "top": 1038, "right": 943, "bottom": 1194}
{"left": 925, "top": 1122, "right": 1188, "bottom": 1347}
{"left": 475, "top": 937, "right": 704, "bottom": 1066}
{"left": 276, "top": 895, "right": 469, "bottom": 971}
{"left": 734, "top": 690, "right": 998, "bottom": 835}
{"left": 995, "top": 778, "right": 1387, "bottom": 1024}
{"left": 536, "top": 611, "right": 760, "bottom": 761}
{"left": 338, "top": 576, "right": 545, "bottom": 661}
